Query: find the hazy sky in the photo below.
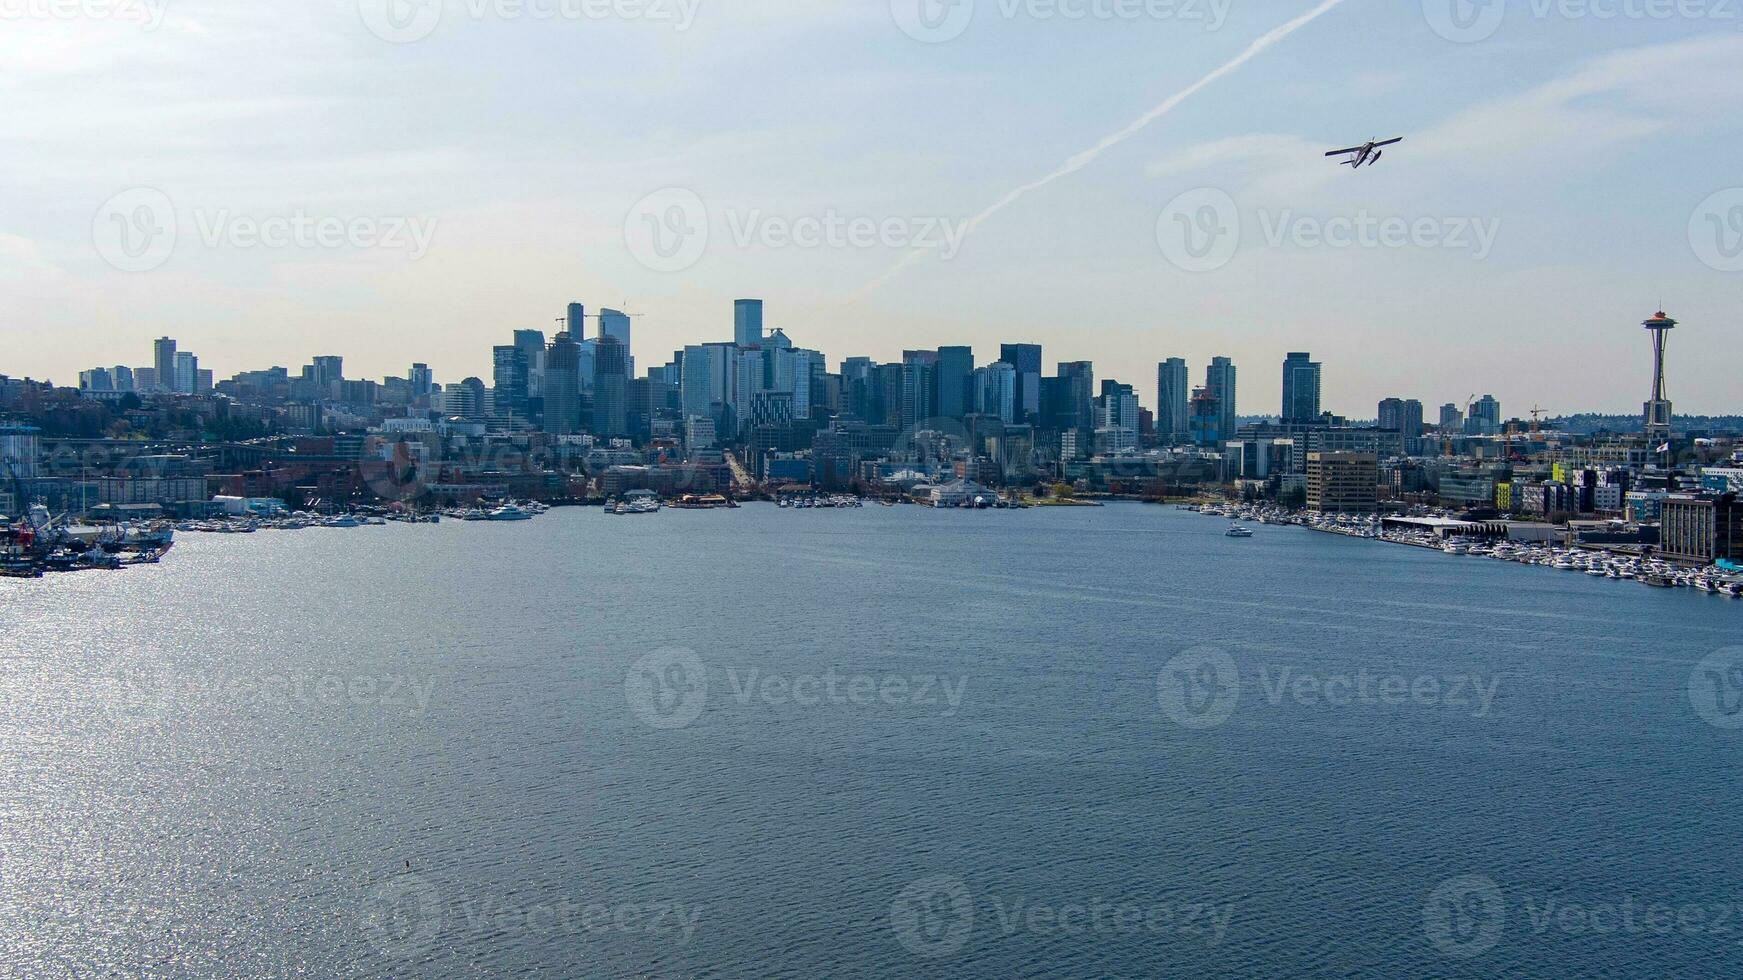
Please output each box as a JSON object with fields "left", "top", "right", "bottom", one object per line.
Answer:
{"left": 4, "top": 0, "right": 1741, "bottom": 417}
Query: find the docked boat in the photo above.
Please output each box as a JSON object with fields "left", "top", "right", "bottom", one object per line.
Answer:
{"left": 487, "top": 504, "right": 533, "bottom": 521}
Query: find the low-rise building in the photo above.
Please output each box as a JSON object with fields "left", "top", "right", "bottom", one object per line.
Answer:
{"left": 1305, "top": 452, "right": 1378, "bottom": 513}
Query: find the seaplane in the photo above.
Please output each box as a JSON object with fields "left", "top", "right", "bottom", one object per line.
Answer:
{"left": 1325, "top": 137, "right": 1402, "bottom": 170}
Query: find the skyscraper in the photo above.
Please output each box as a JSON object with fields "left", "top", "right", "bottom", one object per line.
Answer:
{"left": 1281, "top": 352, "right": 1321, "bottom": 423}
{"left": 901, "top": 349, "right": 938, "bottom": 428}
{"left": 174, "top": 351, "right": 197, "bottom": 395}
{"left": 1156, "top": 358, "right": 1189, "bottom": 444}
{"left": 543, "top": 333, "right": 581, "bottom": 435}
{"left": 935, "top": 346, "right": 975, "bottom": 419}
{"left": 974, "top": 362, "right": 1017, "bottom": 422}
{"left": 409, "top": 363, "right": 434, "bottom": 398}
{"left": 513, "top": 329, "right": 546, "bottom": 400}
{"left": 493, "top": 344, "right": 529, "bottom": 420}
{"left": 593, "top": 336, "right": 630, "bottom": 438}
{"left": 599, "top": 308, "right": 632, "bottom": 349}
{"left": 566, "top": 303, "right": 586, "bottom": 338}
{"left": 1205, "top": 356, "right": 1236, "bottom": 446}
{"left": 153, "top": 337, "right": 176, "bottom": 393}
{"left": 1378, "top": 397, "right": 1424, "bottom": 454}
{"left": 1466, "top": 395, "right": 1501, "bottom": 435}
{"left": 998, "top": 344, "right": 1042, "bottom": 424}
{"left": 734, "top": 299, "right": 764, "bottom": 348}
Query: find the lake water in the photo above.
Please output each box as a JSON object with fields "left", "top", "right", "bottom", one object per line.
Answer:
{"left": 2, "top": 502, "right": 1739, "bottom": 978}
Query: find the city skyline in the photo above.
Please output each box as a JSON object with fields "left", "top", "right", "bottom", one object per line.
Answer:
{"left": 3, "top": 5, "right": 1740, "bottom": 413}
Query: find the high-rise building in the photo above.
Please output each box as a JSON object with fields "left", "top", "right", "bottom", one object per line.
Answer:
{"left": 1055, "top": 361, "right": 1094, "bottom": 434}
{"left": 935, "top": 346, "right": 975, "bottom": 419}
{"left": 80, "top": 368, "right": 115, "bottom": 391}
{"left": 1439, "top": 402, "right": 1463, "bottom": 432}
{"left": 153, "top": 337, "right": 177, "bottom": 393}
{"left": 901, "top": 350, "right": 939, "bottom": 428}
{"left": 174, "top": 351, "right": 197, "bottom": 395}
{"left": 112, "top": 365, "right": 134, "bottom": 392}
{"left": 734, "top": 299, "right": 764, "bottom": 348}
{"left": 493, "top": 344, "right": 530, "bottom": 420}
{"left": 599, "top": 308, "right": 632, "bottom": 350}
{"left": 1205, "top": 356, "right": 1236, "bottom": 446}
{"left": 1642, "top": 310, "right": 1676, "bottom": 441}
{"left": 1281, "top": 352, "right": 1322, "bottom": 423}
{"left": 1156, "top": 358, "right": 1190, "bottom": 444}
{"left": 974, "top": 362, "right": 1017, "bottom": 423}
{"left": 566, "top": 303, "right": 586, "bottom": 338}
{"left": 998, "top": 344, "right": 1042, "bottom": 423}
{"left": 311, "top": 355, "right": 344, "bottom": 400}
{"left": 592, "top": 336, "right": 630, "bottom": 438}
{"left": 1466, "top": 395, "right": 1501, "bottom": 435}
{"left": 409, "top": 363, "right": 434, "bottom": 398}
{"left": 1095, "top": 380, "right": 1140, "bottom": 453}
{"left": 1189, "top": 387, "right": 1221, "bottom": 447}
{"left": 543, "top": 333, "right": 581, "bottom": 435}
{"left": 513, "top": 329, "right": 546, "bottom": 400}
{"left": 1378, "top": 397, "right": 1425, "bottom": 454}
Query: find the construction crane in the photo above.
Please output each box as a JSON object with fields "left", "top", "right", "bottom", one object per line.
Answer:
{"left": 1529, "top": 405, "right": 1548, "bottom": 434}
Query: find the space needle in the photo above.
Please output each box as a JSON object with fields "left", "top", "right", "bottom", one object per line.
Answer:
{"left": 1642, "top": 310, "right": 1676, "bottom": 443}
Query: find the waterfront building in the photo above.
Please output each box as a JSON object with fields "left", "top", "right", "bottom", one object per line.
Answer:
{"left": 1659, "top": 492, "right": 1741, "bottom": 564}
{"left": 1305, "top": 451, "right": 1378, "bottom": 513}
{"left": 1281, "top": 352, "right": 1321, "bottom": 423}
{"left": 1156, "top": 358, "right": 1190, "bottom": 445}
{"left": 1205, "top": 356, "right": 1236, "bottom": 446}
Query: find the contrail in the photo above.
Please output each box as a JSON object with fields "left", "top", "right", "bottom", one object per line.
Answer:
{"left": 857, "top": 0, "right": 1352, "bottom": 296}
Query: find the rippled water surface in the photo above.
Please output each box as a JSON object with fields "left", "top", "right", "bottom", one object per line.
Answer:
{"left": 2, "top": 503, "right": 1739, "bottom": 978}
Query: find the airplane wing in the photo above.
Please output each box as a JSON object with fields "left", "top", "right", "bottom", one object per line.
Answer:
{"left": 1374, "top": 137, "right": 1403, "bottom": 147}
{"left": 1325, "top": 146, "right": 1365, "bottom": 156}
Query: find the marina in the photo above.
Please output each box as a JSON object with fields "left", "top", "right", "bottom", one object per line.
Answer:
{"left": 1184, "top": 502, "right": 1743, "bottom": 597}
